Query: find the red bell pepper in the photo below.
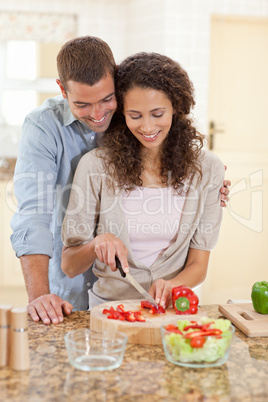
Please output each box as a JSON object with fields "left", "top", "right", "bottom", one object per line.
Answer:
{"left": 172, "top": 286, "right": 199, "bottom": 315}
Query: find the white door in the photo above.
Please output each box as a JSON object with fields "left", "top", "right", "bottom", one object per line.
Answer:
{"left": 201, "top": 15, "right": 268, "bottom": 304}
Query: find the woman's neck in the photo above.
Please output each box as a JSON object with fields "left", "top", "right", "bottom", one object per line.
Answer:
{"left": 140, "top": 149, "right": 167, "bottom": 188}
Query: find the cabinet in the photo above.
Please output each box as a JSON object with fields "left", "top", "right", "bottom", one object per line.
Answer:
{"left": 0, "top": 179, "right": 25, "bottom": 287}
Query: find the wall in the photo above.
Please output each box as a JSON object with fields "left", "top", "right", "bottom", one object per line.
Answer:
{"left": 123, "top": 0, "right": 268, "bottom": 132}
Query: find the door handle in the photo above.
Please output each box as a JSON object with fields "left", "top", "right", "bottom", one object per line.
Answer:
{"left": 208, "top": 121, "right": 225, "bottom": 150}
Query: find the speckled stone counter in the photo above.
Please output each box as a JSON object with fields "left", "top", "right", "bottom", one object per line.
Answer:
{"left": 1, "top": 305, "right": 268, "bottom": 401}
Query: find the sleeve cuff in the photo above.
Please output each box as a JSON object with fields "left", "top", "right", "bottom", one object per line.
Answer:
{"left": 10, "top": 226, "right": 54, "bottom": 258}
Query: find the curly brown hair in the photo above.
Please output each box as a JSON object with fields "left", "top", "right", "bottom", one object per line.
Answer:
{"left": 100, "top": 52, "right": 204, "bottom": 191}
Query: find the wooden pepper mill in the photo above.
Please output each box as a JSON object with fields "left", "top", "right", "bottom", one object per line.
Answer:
{"left": 9, "top": 307, "right": 30, "bottom": 370}
{"left": 0, "top": 305, "right": 12, "bottom": 367}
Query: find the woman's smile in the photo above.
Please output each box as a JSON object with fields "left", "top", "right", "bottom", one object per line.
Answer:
{"left": 139, "top": 130, "right": 161, "bottom": 140}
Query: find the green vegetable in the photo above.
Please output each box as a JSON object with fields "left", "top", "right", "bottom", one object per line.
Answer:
{"left": 251, "top": 281, "right": 268, "bottom": 314}
{"left": 164, "top": 318, "right": 233, "bottom": 364}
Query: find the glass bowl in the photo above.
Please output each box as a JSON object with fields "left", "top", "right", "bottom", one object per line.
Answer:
{"left": 64, "top": 328, "right": 128, "bottom": 371}
{"left": 161, "top": 318, "right": 235, "bottom": 368}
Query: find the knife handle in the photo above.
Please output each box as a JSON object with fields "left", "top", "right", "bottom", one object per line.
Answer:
{"left": 115, "top": 256, "right": 126, "bottom": 278}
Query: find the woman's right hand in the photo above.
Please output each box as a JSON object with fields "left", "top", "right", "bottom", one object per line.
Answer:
{"left": 93, "top": 233, "right": 129, "bottom": 273}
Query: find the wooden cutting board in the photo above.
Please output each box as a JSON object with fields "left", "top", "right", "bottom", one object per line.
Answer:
{"left": 218, "top": 303, "right": 268, "bottom": 337}
{"left": 90, "top": 299, "right": 207, "bottom": 345}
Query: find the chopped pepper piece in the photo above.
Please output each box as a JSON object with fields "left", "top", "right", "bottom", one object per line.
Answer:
{"left": 184, "top": 329, "right": 222, "bottom": 339}
{"left": 165, "top": 324, "right": 183, "bottom": 334}
{"left": 251, "top": 281, "right": 268, "bottom": 314}
{"left": 172, "top": 286, "right": 199, "bottom": 315}
{"left": 102, "top": 304, "right": 146, "bottom": 322}
{"left": 140, "top": 301, "right": 166, "bottom": 314}
{"left": 134, "top": 312, "right": 146, "bottom": 322}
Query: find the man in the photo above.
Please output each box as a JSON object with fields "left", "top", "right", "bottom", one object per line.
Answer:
{"left": 11, "top": 36, "right": 230, "bottom": 325}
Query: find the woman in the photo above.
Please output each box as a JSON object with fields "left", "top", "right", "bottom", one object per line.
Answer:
{"left": 61, "top": 52, "right": 225, "bottom": 309}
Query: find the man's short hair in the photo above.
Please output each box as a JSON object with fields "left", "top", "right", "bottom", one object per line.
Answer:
{"left": 57, "top": 36, "right": 116, "bottom": 90}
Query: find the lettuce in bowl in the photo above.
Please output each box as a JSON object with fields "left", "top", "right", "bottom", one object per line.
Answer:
{"left": 161, "top": 317, "right": 235, "bottom": 368}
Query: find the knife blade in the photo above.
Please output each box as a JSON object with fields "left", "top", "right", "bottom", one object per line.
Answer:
{"left": 115, "top": 256, "right": 157, "bottom": 306}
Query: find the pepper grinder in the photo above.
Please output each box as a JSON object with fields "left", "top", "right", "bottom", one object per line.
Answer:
{"left": 9, "top": 307, "right": 30, "bottom": 370}
{"left": 0, "top": 305, "right": 12, "bottom": 367}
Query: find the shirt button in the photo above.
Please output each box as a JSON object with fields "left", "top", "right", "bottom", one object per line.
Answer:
{"left": 90, "top": 135, "right": 95, "bottom": 140}
{"left": 87, "top": 282, "right": 91, "bottom": 287}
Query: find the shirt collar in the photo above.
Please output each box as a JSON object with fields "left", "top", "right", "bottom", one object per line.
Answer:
{"left": 63, "top": 97, "right": 77, "bottom": 126}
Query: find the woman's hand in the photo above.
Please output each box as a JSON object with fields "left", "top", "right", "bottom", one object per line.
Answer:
{"left": 94, "top": 233, "right": 129, "bottom": 273}
{"left": 149, "top": 279, "right": 173, "bottom": 309}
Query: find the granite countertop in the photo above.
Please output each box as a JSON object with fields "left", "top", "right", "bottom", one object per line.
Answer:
{"left": 1, "top": 305, "right": 268, "bottom": 401}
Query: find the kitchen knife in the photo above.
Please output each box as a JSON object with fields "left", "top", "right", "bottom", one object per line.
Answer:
{"left": 115, "top": 256, "right": 157, "bottom": 306}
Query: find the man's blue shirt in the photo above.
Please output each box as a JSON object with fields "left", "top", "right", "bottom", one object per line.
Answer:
{"left": 10, "top": 96, "right": 98, "bottom": 310}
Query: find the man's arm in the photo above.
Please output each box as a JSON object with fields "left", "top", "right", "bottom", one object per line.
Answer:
{"left": 10, "top": 111, "right": 74, "bottom": 325}
{"left": 20, "top": 254, "right": 73, "bottom": 324}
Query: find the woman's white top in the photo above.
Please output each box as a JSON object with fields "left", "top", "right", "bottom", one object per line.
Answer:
{"left": 122, "top": 186, "right": 186, "bottom": 268}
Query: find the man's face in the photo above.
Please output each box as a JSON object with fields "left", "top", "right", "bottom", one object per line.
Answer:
{"left": 57, "top": 74, "right": 117, "bottom": 133}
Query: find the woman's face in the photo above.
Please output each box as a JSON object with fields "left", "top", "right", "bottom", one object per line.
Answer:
{"left": 123, "top": 87, "right": 174, "bottom": 153}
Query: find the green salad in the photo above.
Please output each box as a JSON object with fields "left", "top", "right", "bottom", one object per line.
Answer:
{"left": 163, "top": 317, "right": 233, "bottom": 363}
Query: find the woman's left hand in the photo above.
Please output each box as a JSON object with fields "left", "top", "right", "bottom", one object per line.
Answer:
{"left": 149, "top": 279, "right": 173, "bottom": 309}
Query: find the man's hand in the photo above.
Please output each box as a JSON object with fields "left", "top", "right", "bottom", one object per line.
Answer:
{"left": 27, "top": 294, "right": 73, "bottom": 325}
{"left": 20, "top": 254, "right": 73, "bottom": 325}
{"left": 220, "top": 165, "right": 231, "bottom": 207}
{"left": 220, "top": 179, "right": 231, "bottom": 207}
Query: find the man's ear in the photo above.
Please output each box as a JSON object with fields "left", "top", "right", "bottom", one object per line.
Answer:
{"left": 56, "top": 79, "right": 67, "bottom": 98}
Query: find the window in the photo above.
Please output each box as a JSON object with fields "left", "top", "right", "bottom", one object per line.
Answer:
{"left": 0, "top": 40, "right": 59, "bottom": 128}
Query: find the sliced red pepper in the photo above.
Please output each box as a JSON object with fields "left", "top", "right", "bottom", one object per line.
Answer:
{"left": 184, "top": 324, "right": 203, "bottom": 331}
{"left": 184, "top": 329, "right": 222, "bottom": 339}
{"left": 200, "top": 322, "right": 214, "bottom": 330}
{"left": 134, "top": 312, "right": 146, "bottom": 322}
{"left": 149, "top": 305, "right": 158, "bottom": 314}
{"left": 140, "top": 300, "right": 166, "bottom": 314}
{"left": 165, "top": 324, "right": 183, "bottom": 334}
{"left": 156, "top": 305, "right": 166, "bottom": 314}
{"left": 103, "top": 304, "right": 146, "bottom": 322}
{"left": 116, "top": 304, "right": 126, "bottom": 313}
{"left": 126, "top": 312, "right": 136, "bottom": 322}
{"left": 140, "top": 301, "right": 154, "bottom": 309}
{"left": 103, "top": 306, "right": 117, "bottom": 318}
{"left": 113, "top": 311, "right": 126, "bottom": 320}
